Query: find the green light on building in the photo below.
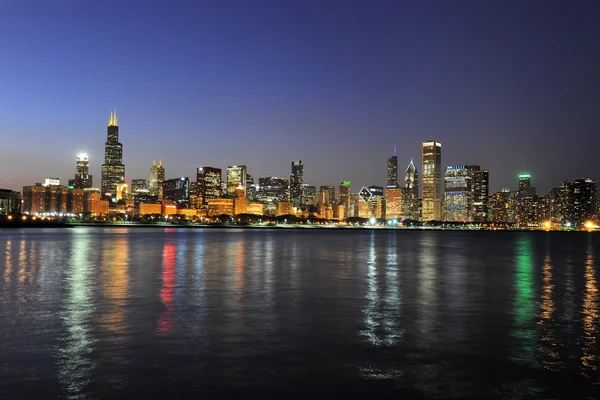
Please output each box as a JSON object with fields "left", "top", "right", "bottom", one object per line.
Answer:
{"left": 518, "top": 174, "right": 531, "bottom": 179}
{"left": 342, "top": 181, "right": 350, "bottom": 185}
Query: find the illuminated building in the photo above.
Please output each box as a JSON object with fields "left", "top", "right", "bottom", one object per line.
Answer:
{"left": 403, "top": 160, "right": 419, "bottom": 220}
{"left": 258, "top": 177, "right": 289, "bottom": 203}
{"left": 234, "top": 184, "right": 248, "bottom": 215}
{"left": 196, "top": 166, "right": 221, "bottom": 206}
{"left": 422, "top": 140, "right": 442, "bottom": 221}
{"left": 470, "top": 168, "right": 489, "bottom": 223}
{"left": 131, "top": 179, "right": 147, "bottom": 193}
{"left": 227, "top": 165, "right": 247, "bottom": 196}
{"left": 246, "top": 174, "right": 257, "bottom": 201}
{"left": 68, "top": 153, "right": 93, "bottom": 189}
{"left": 139, "top": 203, "right": 162, "bottom": 215}
{"left": 68, "top": 188, "right": 84, "bottom": 214}
{"left": 318, "top": 185, "right": 335, "bottom": 205}
{"left": 387, "top": 145, "right": 398, "bottom": 188}
{"left": 177, "top": 208, "right": 197, "bottom": 218}
{"left": 357, "top": 186, "right": 384, "bottom": 219}
{"left": 207, "top": 198, "right": 234, "bottom": 216}
{"left": 444, "top": 165, "right": 472, "bottom": 222}
{"left": 276, "top": 201, "right": 293, "bottom": 216}
{"left": 149, "top": 160, "right": 165, "bottom": 200}
{"left": 162, "top": 201, "right": 177, "bottom": 216}
{"left": 333, "top": 204, "right": 345, "bottom": 220}
{"left": 22, "top": 184, "right": 46, "bottom": 214}
{"left": 163, "top": 177, "right": 189, "bottom": 208}
{"left": 338, "top": 181, "right": 351, "bottom": 219}
{"left": 385, "top": 187, "right": 404, "bottom": 219}
{"left": 354, "top": 193, "right": 370, "bottom": 218}
{"left": 317, "top": 203, "right": 333, "bottom": 219}
{"left": 247, "top": 202, "right": 263, "bottom": 215}
{"left": 101, "top": 109, "right": 125, "bottom": 199}
{"left": 43, "top": 177, "right": 60, "bottom": 187}
{"left": 303, "top": 184, "right": 317, "bottom": 206}
{"left": 84, "top": 188, "right": 108, "bottom": 215}
{"left": 116, "top": 182, "right": 128, "bottom": 201}
{"left": 46, "top": 184, "right": 68, "bottom": 214}
{"left": 539, "top": 187, "right": 561, "bottom": 223}
{"left": 558, "top": 181, "right": 573, "bottom": 225}
{"left": 572, "top": 178, "right": 598, "bottom": 227}
{"left": 517, "top": 173, "right": 538, "bottom": 226}
{"left": 0, "top": 189, "right": 21, "bottom": 215}
{"left": 290, "top": 161, "right": 304, "bottom": 207}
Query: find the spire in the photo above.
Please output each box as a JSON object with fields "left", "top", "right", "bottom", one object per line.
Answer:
{"left": 393, "top": 144, "right": 397, "bottom": 157}
{"left": 108, "top": 107, "right": 118, "bottom": 126}
{"left": 406, "top": 159, "right": 416, "bottom": 172}
{"left": 159, "top": 159, "right": 162, "bottom": 166}
{"left": 153, "top": 159, "right": 156, "bottom": 166}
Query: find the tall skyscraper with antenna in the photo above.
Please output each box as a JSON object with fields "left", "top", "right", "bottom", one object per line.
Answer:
{"left": 387, "top": 145, "right": 398, "bottom": 188}
{"left": 101, "top": 108, "right": 125, "bottom": 199}
{"left": 149, "top": 159, "right": 165, "bottom": 200}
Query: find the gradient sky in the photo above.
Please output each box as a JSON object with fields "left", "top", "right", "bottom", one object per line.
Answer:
{"left": 1, "top": 0, "right": 599, "bottom": 194}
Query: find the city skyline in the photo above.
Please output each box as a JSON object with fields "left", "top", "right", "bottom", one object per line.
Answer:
{"left": 1, "top": 2, "right": 599, "bottom": 193}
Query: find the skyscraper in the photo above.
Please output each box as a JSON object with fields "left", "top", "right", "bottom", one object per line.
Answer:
{"left": 101, "top": 109, "right": 125, "bottom": 199}
{"left": 470, "top": 168, "right": 489, "bottom": 223}
{"left": 227, "top": 165, "right": 247, "bottom": 196}
{"left": 257, "top": 177, "right": 289, "bottom": 203}
{"left": 68, "top": 153, "right": 92, "bottom": 189}
{"left": 338, "top": 181, "right": 351, "bottom": 219}
{"left": 149, "top": 160, "right": 165, "bottom": 200}
{"left": 290, "top": 161, "right": 304, "bottom": 207}
{"left": 131, "top": 179, "right": 148, "bottom": 193}
{"left": 422, "top": 140, "right": 442, "bottom": 221}
{"left": 196, "top": 166, "right": 221, "bottom": 206}
{"left": 387, "top": 145, "right": 398, "bottom": 188}
{"left": 517, "top": 173, "right": 537, "bottom": 226}
{"left": 444, "top": 165, "right": 472, "bottom": 222}
{"left": 572, "top": 178, "right": 598, "bottom": 227}
{"left": 404, "top": 160, "right": 419, "bottom": 220}
{"left": 163, "top": 177, "right": 190, "bottom": 208}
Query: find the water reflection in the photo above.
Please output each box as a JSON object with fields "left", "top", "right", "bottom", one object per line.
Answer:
{"left": 511, "top": 235, "right": 537, "bottom": 367}
{"left": 57, "top": 232, "right": 97, "bottom": 399}
{"left": 100, "top": 234, "right": 130, "bottom": 333}
{"left": 537, "top": 241, "right": 560, "bottom": 372}
{"left": 158, "top": 242, "right": 176, "bottom": 334}
{"left": 581, "top": 236, "right": 599, "bottom": 380}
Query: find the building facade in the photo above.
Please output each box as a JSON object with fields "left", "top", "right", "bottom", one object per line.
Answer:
{"left": 163, "top": 177, "right": 190, "bottom": 208}
{"left": 387, "top": 145, "right": 398, "bottom": 188}
{"left": 422, "top": 140, "right": 442, "bottom": 221}
{"left": 68, "top": 153, "right": 93, "bottom": 189}
{"left": 404, "top": 160, "right": 419, "bottom": 220}
{"left": 227, "top": 165, "right": 247, "bottom": 196}
{"left": 0, "top": 189, "right": 21, "bottom": 215}
{"left": 101, "top": 109, "right": 125, "bottom": 199}
{"left": 290, "top": 160, "right": 304, "bottom": 207}
{"left": 149, "top": 160, "right": 165, "bottom": 200}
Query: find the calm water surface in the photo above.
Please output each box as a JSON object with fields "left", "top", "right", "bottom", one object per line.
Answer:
{"left": 1, "top": 227, "right": 599, "bottom": 399}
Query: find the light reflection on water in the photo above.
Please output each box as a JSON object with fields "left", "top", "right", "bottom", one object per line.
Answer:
{"left": 1, "top": 228, "right": 600, "bottom": 398}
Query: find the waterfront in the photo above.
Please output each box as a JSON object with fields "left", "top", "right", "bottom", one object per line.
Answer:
{"left": 1, "top": 228, "right": 599, "bottom": 399}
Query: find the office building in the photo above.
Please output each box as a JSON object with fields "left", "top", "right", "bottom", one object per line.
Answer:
{"left": 404, "top": 160, "right": 419, "bottom": 220}
{"left": 246, "top": 174, "right": 257, "bottom": 202}
{"left": 149, "top": 160, "right": 165, "bottom": 200}
{"left": 196, "top": 166, "right": 221, "bottom": 206}
{"left": 22, "top": 184, "right": 47, "bottom": 214}
{"left": 470, "top": 168, "right": 489, "bottom": 223}
{"left": 234, "top": 184, "right": 248, "bottom": 215}
{"left": 387, "top": 145, "right": 398, "bottom": 188}
{"left": 303, "top": 184, "right": 317, "bottom": 206}
{"left": 68, "top": 153, "right": 93, "bottom": 189}
{"left": 131, "top": 179, "right": 148, "bottom": 193}
{"left": 517, "top": 173, "right": 538, "bottom": 226}
{"left": 101, "top": 109, "right": 125, "bottom": 199}
{"left": 227, "top": 165, "right": 247, "bottom": 196}
{"left": 0, "top": 189, "right": 21, "bottom": 215}
{"left": 572, "top": 178, "right": 598, "bottom": 226}
{"left": 163, "top": 177, "right": 190, "bottom": 208}
{"left": 318, "top": 185, "right": 335, "bottom": 205}
{"left": 338, "top": 181, "right": 351, "bottom": 219}
{"left": 68, "top": 188, "right": 84, "bottom": 214}
{"left": 290, "top": 161, "right": 304, "bottom": 207}
{"left": 422, "top": 140, "right": 442, "bottom": 221}
{"left": 385, "top": 187, "right": 404, "bottom": 219}
{"left": 444, "top": 165, "right": 472, "bottom": 222}
{"left": 258, "top": 177, "right": 289, "bottom": 203}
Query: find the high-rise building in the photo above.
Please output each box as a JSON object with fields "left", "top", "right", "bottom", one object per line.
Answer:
{"left": 517, "top": 173, "right": 538, "bottom": 226}
{"left": 338, "top": 181, "right": 351, "bottom": 219}
{"left": 444, "top": 165, "right": 472, "bottom": 222}
{"left": 318, "top": 185, "right": 335, "bottom": 205}
{"left": 68, "top": 153, "right": 92, "bottom": 189}
{"left": 163, "top": 177, "right": 190, "bottom": 208}
{"left": 404, "top": 160, "right": 419, "bottom": 220}
{"left": 149, "top": 160, "right": 165, "bottom": 200}
{"left": 258, "top": 177, "right": 289, "bottom": 203}
{"left": 290, "top": 161, "right": 304, "bottom": 207}
{"left": 227, "top": 165, "right": 247, "bottom": 196}
{"left": 558, "top": 181, "right": 573, "bottom": 225}
{"left": 387, "top": 145, "right": 398, "bottom": 188}
{"left": 422, "top": 140, "right": 442, "bottom": 221}
{"left": 68, "top": 188, "right": 84, "bottom": 214}
{"left": 101, "top": 109, "right": 125, "bottom": 199}
{"left": 358, "top": 186, "right": 384, "bottom": 218}
{"left": 22, "top": 184, "right": 46, "bottom": 214}
{"left": 470, "top": 168, "right": 489, "bottom": 223}
{"left": 572, "top": 178, "right": 598, "bottom": 227}
{"left": 246, "top": 174, "right": 257, "bottom": 201}
{"left": 490, "top": 188, "right": 517, "bottom": 224}
{"left": 196, "top": 166, "right": 221, "bottom": 206}
{"left": 385, "top": 187, "right": 404, "bottom": 219}
{"left": 234, "top": 184, "right": 248, "bottom": 215}
{"left": 303, "top": 184, "right": 317, "bottom": 206}
{"left": 131, "top": 179, "right": 148, "bottom": 193}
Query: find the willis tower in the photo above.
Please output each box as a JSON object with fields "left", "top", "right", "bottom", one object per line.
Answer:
{"left": 101, "top": 108, "right": 125, "bottom": 199}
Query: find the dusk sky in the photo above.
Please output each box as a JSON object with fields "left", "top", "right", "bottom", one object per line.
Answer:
{"left": 1, "top": 0, "right": 599, "bottom": 194}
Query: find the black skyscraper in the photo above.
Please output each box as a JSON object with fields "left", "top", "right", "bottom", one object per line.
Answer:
{"left": 387, "top": 145, "right": 398, "bottom": 188}
{"left": 290, "top": 160, "right": 304, "bottom": 207}
{"left": 101, "top": 109, "right": 125, "bottom": 199}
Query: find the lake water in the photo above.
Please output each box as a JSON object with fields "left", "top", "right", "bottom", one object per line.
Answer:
{"left": 0, "top": 227, "right": 599, "bottom": 399}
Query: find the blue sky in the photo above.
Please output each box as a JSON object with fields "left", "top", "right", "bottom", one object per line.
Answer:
{"left": 1, "top": 0, "right": 599, "bottom": 194}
